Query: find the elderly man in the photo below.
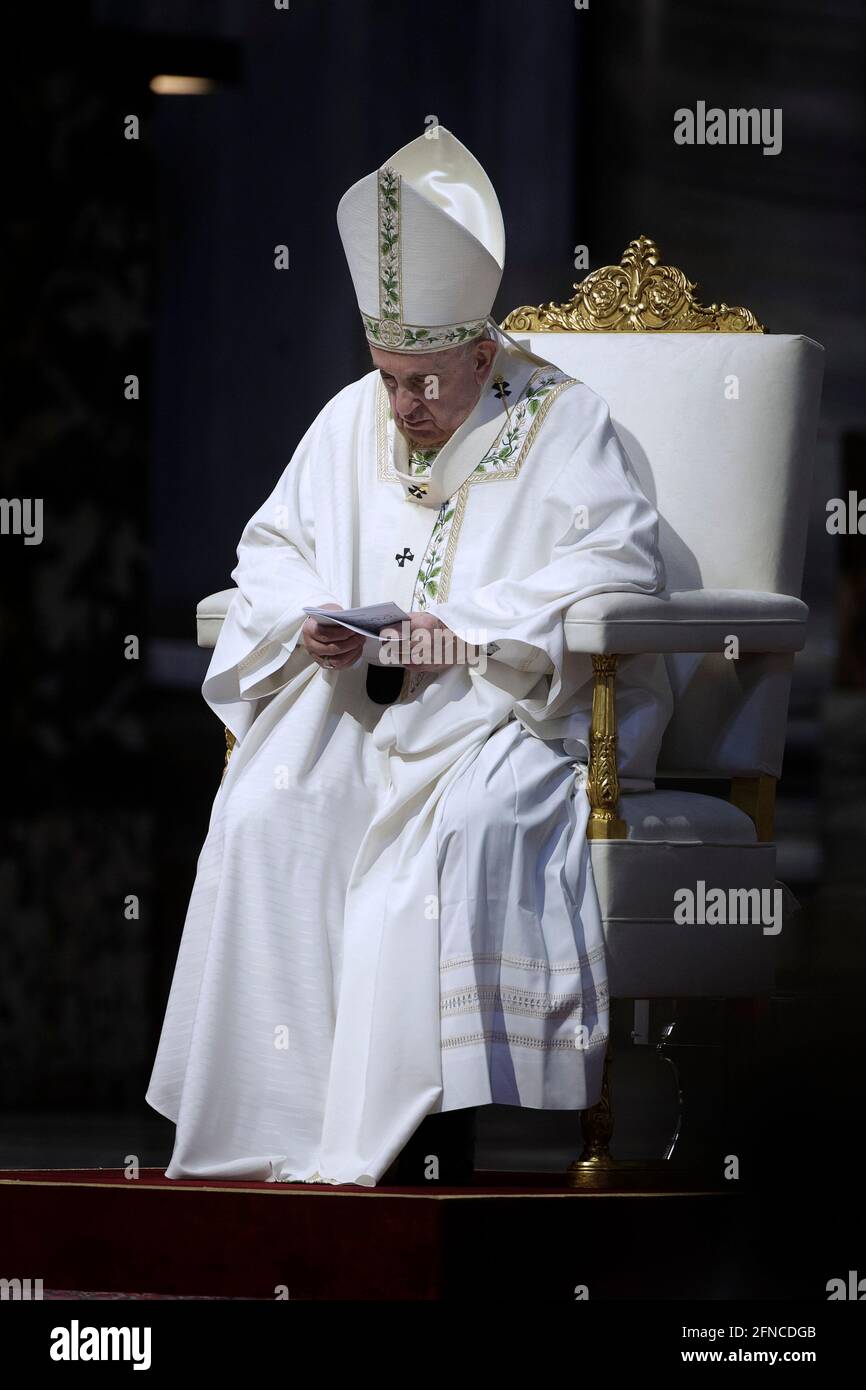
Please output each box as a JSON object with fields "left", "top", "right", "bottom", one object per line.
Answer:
{"left": 146, "top": 127, "right": 672, "bottom": 1187}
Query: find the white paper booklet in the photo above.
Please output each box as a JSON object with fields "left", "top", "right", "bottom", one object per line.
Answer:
{"left": 302, "top": 602, "right": 411, "bottom": 641}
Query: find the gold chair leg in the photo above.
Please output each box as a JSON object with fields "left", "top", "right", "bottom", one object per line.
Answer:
{"left": 566, "top": 1021, "right": 728, "bottom": 1193}
{"left": 730, "top": 774, "right": 776, "bottom": 841}
{"left": 567, "top": 1050, "right": 615, "bottom": 1189}
{"left": 586, "top": 654, "right": 626, "bottom": 840}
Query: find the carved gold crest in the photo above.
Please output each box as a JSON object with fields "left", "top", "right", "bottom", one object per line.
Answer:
{"left": 502, "top": 234, "right": 764, "bottom": 334}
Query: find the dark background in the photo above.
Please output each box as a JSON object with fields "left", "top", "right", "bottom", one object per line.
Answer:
{"left": 1, "top": 0, "right": 864, "bottom": 1294}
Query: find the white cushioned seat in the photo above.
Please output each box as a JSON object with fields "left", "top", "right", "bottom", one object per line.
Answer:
{"left": 617, "top": 789, "right": 757, "bottom": 843}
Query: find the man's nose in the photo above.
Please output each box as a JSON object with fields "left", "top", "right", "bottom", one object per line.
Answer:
{"left": 396, "top": 386, "right": 423, "bottom": 418}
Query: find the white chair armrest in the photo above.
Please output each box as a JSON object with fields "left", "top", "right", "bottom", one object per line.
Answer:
{"left": 564, "top": 588, "right": 808, "bottom": 654}
{"left": 197, "top": 586, "right": 808, "bottom": 655}
{"left": 196, "top": 588, "right": 237, "bottom": 648}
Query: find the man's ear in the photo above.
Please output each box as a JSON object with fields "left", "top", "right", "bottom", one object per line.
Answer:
{"left": 472, "top": 338, "right": 497, "bottom": 380}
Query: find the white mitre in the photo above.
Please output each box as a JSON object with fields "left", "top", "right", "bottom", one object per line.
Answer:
{"left": 336, "top": 125, "right": 505, "bottom": 353}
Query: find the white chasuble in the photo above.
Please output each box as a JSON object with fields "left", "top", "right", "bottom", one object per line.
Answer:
{"left": 145, "top": 332, "right": 673, "bottom": 1186}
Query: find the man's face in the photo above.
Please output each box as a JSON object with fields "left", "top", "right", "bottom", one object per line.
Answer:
{"left": 370, "top": 337, "right": 498, "bottom": 449}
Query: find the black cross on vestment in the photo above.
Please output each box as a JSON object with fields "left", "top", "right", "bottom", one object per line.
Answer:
{"left": 395, "top": 547, "right": 414, "bottom": 567}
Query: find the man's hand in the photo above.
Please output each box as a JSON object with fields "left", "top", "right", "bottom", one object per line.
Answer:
{"left": 301, "top": 604, "right": 365, "bottom": 671}
{"left": 379, "top": 611, "right": 471, "bottom": 673}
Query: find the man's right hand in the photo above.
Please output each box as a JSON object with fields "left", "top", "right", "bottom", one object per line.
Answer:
{"left": 301, "top": 603, "right": 365, "bottom": 671}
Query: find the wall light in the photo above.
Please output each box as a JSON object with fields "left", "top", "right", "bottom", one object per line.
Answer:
{"left": 149, "top": 75, "right": 217, "bottom": 95}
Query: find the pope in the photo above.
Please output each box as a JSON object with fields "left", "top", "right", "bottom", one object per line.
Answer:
{"left": 145, "top": 127, "right": 673, "bottom": 1188}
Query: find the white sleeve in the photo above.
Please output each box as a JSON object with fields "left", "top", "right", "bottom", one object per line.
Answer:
{"left": 201, "top": 418, "right": 338, "bottom": 740}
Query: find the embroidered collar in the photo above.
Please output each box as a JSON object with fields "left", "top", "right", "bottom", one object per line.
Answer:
{"left": 408, "top": 446, "right": 441, "bottom": 473}
{"left": 390, "top": 343, "right": 539, "bottom": 507}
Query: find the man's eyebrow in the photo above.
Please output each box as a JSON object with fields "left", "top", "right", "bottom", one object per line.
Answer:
{"left": 379, "top": 369, "right": 428, "bottom": 385}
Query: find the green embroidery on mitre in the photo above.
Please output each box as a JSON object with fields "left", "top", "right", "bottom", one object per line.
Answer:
{"left": 369, "top": 165, "right": 487, "bottom": 352}
{"left": 363, "top": 315, "right": 489, "bottom": 353}
{"left": 376, "top": 165, "right": 403, "bottom": 343}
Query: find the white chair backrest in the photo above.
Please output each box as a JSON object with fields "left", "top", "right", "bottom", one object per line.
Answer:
{"left": 518, "top": 331, "right": 824, "bottom": 778}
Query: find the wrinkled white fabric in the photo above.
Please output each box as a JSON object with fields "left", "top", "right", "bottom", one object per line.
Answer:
{"left": 436, "top": 724, "right": 606, "bottom": 1108}
{"left": 145, "top": 335, "right": 672, "bottom": 1186}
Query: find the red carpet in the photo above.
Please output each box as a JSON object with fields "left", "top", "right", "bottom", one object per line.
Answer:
{"left": 0, "top": 1167, "right": 732, "bottom": 1300}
